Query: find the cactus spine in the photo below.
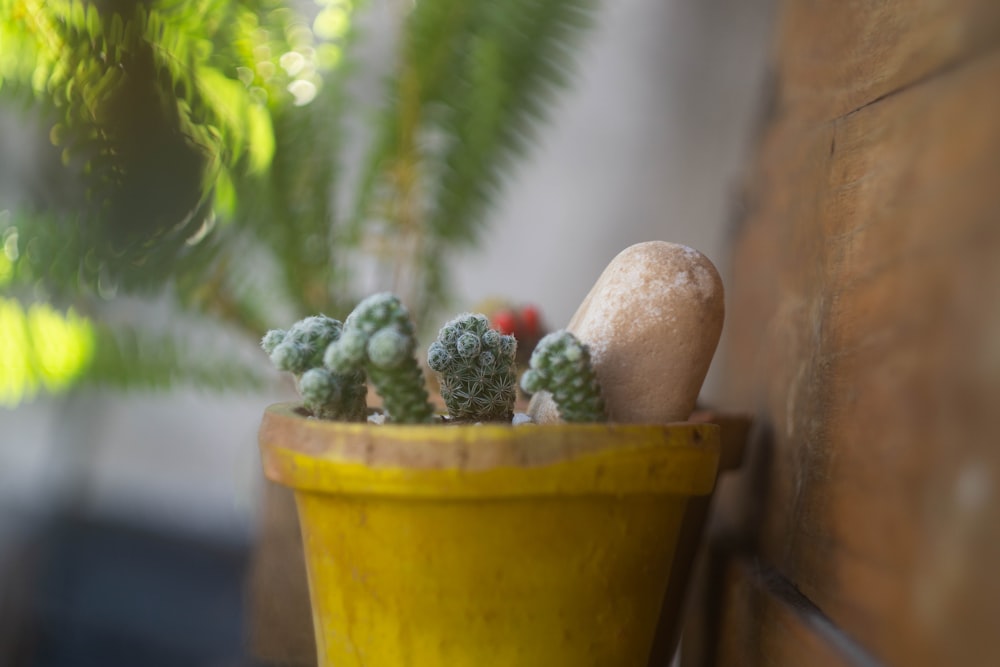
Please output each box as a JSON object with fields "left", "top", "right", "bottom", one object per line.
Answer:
{"left": 324, "top": 293, "right": 435, "bottom": 424}
{"left": 261, "top": 315, "right": 367, "bottom": 421}
{"left": 427, "top": 313, "right": 517, "bottom": 422}
{"left": 521, "top": 330, "right": 605, "bottom": 423}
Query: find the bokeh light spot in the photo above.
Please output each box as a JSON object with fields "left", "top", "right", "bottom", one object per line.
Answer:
{"left": 313, "top": 7, "right": 349, "bottom": 40}
{"left": 0, "top": 299, "right": 96, "bottom": 407}
{"left": 287, "top": 79, "right": 317, "bottom": 106}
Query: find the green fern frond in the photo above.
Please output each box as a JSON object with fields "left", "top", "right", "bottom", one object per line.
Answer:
{"left": 224, "top": 0, "right": 366, "bottom": 321}
{"left": 348, "top": 0, "right": 596, "bottom": 323}
{"left": 0, "top": 202, "right": 221, "bottom": 297}
{"left": 84, "top": 323, "right": 270, "bottom": 393}
{"left": 0, "top": 294, "right": 269, "bottom": 407}
{"left": 0, "top": 0, "right": 335, "bottom": 289}
{"left": 430, "top": 0, "right": 595, "bottom": 243}
{"left": 1, "top": 0, "right": 597, "bottom": 402}
{"left": 229, "top": 73, "right": 357, "bottom": 319}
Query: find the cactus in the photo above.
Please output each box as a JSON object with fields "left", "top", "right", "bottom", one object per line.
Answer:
{"left": 261, "top": 315, "right": 368, "bottom": 421}
{"left": 427, "top": 313, "right": 517, "bottom": 422}
{"left": 263, "top": 300, "right": 611, "bottom": 425}
{"left": 521, "top": 330, "right": 605, "bottom": 423}
{"left": 324, "top": 293, "right": 435, "bottom": 424}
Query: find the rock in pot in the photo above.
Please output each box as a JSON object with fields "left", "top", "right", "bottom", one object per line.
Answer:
{"left": 529, "top": 241, "right": 724, "bottom": 424}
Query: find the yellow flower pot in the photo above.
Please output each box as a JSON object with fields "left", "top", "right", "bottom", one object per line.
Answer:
{"left": 258, "top": 402, "right": 722, "bottom": 667}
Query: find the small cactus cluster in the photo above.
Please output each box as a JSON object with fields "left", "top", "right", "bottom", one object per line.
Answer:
{"left": 427, "top": 313, "right": 518, "bottom": 422}
{"left": 521, "top": 330, "right": 606, "bottom": 423}
{"left": 323, "top": 293, "right": 435, "bottom": 424}
{"left": 263, "top": 294, "right": 606, "bottom": 425}
{"left": 261, "top": 315, "right": 367, "bottom": 421}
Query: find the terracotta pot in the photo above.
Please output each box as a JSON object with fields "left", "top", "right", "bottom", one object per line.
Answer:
{"left": 258, "top": 402, "right": 723, "bottom": 667}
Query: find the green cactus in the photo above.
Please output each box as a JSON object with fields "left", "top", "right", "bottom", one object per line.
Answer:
{"left": 521, "top": 330, "right": 605, "bottom": 423}
{"left": 427, "top": 313, "right": 517, "bottom": 422}
{"left": 261, "top": 315, "right": 368, "bottom": 421}
{"left": 324, "top": 293, "right": 435, "bottom": 424}
{"left": 262, "top": 300, "right": 605, "bottom": 426}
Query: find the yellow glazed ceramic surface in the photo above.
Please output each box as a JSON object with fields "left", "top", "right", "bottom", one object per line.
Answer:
{"left": 259, "top": 403, "right": 721, "bottom": 667}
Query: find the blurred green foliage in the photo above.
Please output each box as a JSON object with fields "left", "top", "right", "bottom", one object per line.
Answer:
{"left": 0, "top": 0, "right": 595, "bottom": 404}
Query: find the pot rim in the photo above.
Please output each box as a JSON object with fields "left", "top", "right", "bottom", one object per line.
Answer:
{"left": 259, "top": 402, "right": 721, "bottom": 499}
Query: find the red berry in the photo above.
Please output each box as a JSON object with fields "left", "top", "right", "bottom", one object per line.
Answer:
{"left": 520, "top": 305, "right": 540, "bottom": 336}
{"left": 492, "top": 310, "right": 517, "bottom": 335}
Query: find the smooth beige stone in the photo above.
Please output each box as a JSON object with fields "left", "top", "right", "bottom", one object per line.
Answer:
{"left": 529, "top": 241, "right": 724, "bottom": 424}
